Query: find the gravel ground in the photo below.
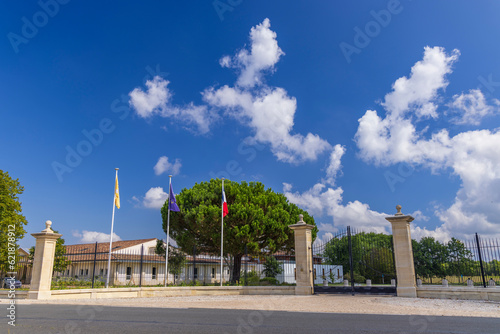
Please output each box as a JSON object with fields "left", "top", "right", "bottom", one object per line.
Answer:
{"left": 11, "top": 295, "right": 500, "bottom": 318}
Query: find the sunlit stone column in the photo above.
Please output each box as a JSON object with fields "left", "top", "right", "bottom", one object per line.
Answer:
{"left": 289, "top": 214, "right": 314, "bottom": 295}
{"left": 386, "top": 205, "right": 417, "bottom": 298}
{"left": 28, "top": 221, "right": 62, "bottom": 300}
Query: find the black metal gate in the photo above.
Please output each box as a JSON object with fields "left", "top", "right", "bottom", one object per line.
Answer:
{"left": 312, "top": 226, "right": 396, "bottom": 295}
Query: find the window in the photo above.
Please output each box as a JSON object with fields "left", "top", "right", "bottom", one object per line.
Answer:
{"left": 80, "top": 269, "right": 84, "bottom": 276}
{"left": 100, "top": 269, "right": 104, "bottom": 276}
{"left": 126, "top": 267, "right": 132, "bottom": 280}
{"left": 85, "top": 269, "right": 89, "bottom": 276}
{"left": 152, "top": 267, "right": 157, "bottom": 280}
{"left": 211, "top": 268, "right": 215, "bottom": 278}
{"left": 194, "top": 268, "right": 198, "bottom": 279}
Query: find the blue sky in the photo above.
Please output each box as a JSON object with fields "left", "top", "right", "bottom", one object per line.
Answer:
{"left": 2, "top": 1, "right": 500, "bottom": 249}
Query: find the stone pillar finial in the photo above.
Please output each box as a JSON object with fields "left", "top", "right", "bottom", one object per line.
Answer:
{"left": 386, "top": 207, "right": 416, "bottom": 298}
{"left": 289, "top": 216, "right": 314, "bottom": 295}
{"left": 42, "top": 220, "right": 54, "bottom": 233}
{"left": 28, "top": 221, "right": 62, "bottom": 300}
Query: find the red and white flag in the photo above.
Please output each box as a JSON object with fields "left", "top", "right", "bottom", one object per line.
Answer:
{"left": 222, "top": 183, "right": 228, "bottom": 217}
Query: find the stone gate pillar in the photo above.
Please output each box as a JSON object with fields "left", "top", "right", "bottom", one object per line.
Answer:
{"left": 385, "top": 205, "right": 417, "bottom": 298}
{"left": 289, "top": 214, "right": 314, "bottom": 295}
{"left": 27, "top": 221, "right": 62, "bottom": 300}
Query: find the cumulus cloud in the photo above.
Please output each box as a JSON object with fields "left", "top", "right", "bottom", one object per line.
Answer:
{"left": 72, "top": 230, "right": 122, "bottom": 243}
{"left": 204, "top": 85, "right": 331, "bottom": 163}
{"left": 154, "top": 156, "right": 182, "bottom": 176}
{"left": 323, "top": 144, "right": 346, "bottom": 186}
{"left": 129, "top": 18, "right": 330, "bottom": 163}
{"left": 129, "top": 76, "right": 216, "bottom": 134}
{"left": 284, "top": 182, "right": 390, "bottom": 233}
{"left": 129, "top": 76, "right": 172, "bottom": 118}
{"left": 204, "top": 19, "right": 331, "bottom": 163}
{"left": 220, "top": 18, "right": 284, "bottom": 88}
{"left": 410, "top": 225, "right": 450, "bottom": 243}
{"left": 355, "top": 46, "right": 500, "bottom": 239}
{"left": 448, "top": 89, "right": 498, "bottom": 125}
{"left": 382, "top": 46, "right": 459, "bottom": 120}
{"left": 142, "top": 187, "right": 168, "bottom": 209}
{"left": 282, "top": 143, "right": 391, "bottom": 236}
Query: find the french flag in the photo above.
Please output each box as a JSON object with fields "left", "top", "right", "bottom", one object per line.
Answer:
{"left": 222, "top": 183, "right": 228, "bottom": 217}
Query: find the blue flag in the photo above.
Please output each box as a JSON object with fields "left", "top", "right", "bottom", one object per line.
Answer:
{"left": 168, "top": 183, "right": 180, "bottom": 212}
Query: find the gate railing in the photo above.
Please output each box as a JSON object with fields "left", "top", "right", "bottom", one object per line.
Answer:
{"left": 413, "top": 233, "right": 500, "bottom": 287}
{"left": 312, "top": 226, "right": 396, "bottom": 288}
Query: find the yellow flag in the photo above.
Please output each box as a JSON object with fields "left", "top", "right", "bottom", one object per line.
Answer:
{"left": 114, "top": 174, "right": 120, "bottom": 209}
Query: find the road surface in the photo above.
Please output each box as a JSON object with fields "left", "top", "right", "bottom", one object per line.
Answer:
{"left": 5, "top": 304, "right": 500, "bottom": 334}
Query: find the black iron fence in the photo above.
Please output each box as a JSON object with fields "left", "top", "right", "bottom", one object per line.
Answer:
{"left": 312, "top": 227, "right": 396, "bottom": 286}
{"left": 48, "top": 242, "right": 296, "bottom": 289}
{"left": 413, "top": 233, "right": 500, "bottom": 287}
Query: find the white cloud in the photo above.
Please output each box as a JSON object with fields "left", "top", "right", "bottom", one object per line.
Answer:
{"left": 220, "top": 18, "right": 284, "bottom": 88}
{"left": 154, "top": 156, "right": 182, "bottom": 176}
{"left": 382, "top": 46, "right": 459, "bottom": 120}
{"left": 323, "top": 144, "right": 346, "bottom": 186}
{"left": 204, "top": 85, "right": 331, "bottom": 163}
{"left": 203, "top": 19, "right": 331, "bottom": 163}
{"left": 448, "top": 89, "right": 497, "bottom": 125}
{"left": 410, "top": 210, "right": 429, "bottom": 222}
{"left": 142, "top": 187, "right": 168, "bottom": 209}
{"left": 129, "top": 76, "right": 172, "bottom": 118}
{"left": 355, "top": 46, "right": 500, "bottom": 239}
{"left": 129, "top": 76, "right": 216, "bottom": 134}
{"left": 130, "top": 19, "right": 329, "bottom": 163}
{"left": 313, "top": 231, "right": 337, "bottom": 248}
{"left": 283, "top": 182, "right": 390, "bottom": 234}
{"left": 410, "top": 225, "right": 450, "bottom": 243}
{"left": 72, "top": 230, "right": 122, "bottom": 243}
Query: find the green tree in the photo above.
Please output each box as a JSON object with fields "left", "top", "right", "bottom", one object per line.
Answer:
{"left": 446, "top": 237, "right": 474, "bottom": 278}
{"left": 162, "top": 179, "right": 316, "bottom": 283}
{"left": 262, "top": 256, "right": 283, "bottom": 278}
{"left": 323, "top": 232, "right": 395, "bottom": 283}
{"left": 29, "top": 230, "right": 70, "bottom": 273}
{"left": 413, "top": 237, "right": 449, "bottom": 281}
{"left": 485, "top": 260, "right": 500, "bottom": 277}
{"left": 155, "top": 238, "right": 166, "bottom": 256}
{"left": 0, "top": 170, "right": 28, "bottom": 275}
{"left": 155, "top": 239, "right": 186, "bottom": 284}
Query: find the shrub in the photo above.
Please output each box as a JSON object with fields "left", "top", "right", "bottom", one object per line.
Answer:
{"left": 240, "top": 270, "right": 261, "bottom": 285}
{"left": 259, "top": 277, "right": 278, "bottom": 285}
{"left": 343, "top": 272, "right": 366, "bottom": 283}
{"left": 262, "top": 256, "right": 283, "bottom": 278}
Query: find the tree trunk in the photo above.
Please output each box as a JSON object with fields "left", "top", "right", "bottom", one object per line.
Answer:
{"left": 231, "top": 254, "right": 243, "bottom": 283}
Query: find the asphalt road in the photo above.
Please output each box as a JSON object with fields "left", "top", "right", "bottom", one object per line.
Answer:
{"left": 4, "top": 304, "right": 500, "bottom": 334}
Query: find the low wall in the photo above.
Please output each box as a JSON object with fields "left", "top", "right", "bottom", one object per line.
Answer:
{"left": 417, "top": 286, "right": 500, "bottom": 301}
{"left": 0, "top": 286, "right": 295, "bottom": 300}
{"left": 0, "top": 290, "right": 28, "bottom": 299}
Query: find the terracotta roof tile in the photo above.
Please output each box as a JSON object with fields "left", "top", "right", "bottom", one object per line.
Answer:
{"left": 65, "top": 238, "right": 157, "bottom": 254}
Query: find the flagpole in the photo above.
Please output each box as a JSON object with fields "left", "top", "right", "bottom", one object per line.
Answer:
{"left": 165, "top": 175, "right": 172, "bottom": 287}
{"left": 220, "top": 178, "right": 224, "bottom": 287}
{"left": 106, "top": 168, "right": 119, "bottom": 289}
